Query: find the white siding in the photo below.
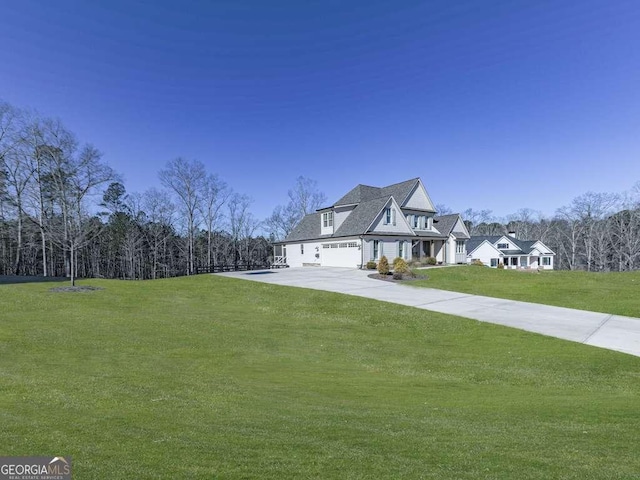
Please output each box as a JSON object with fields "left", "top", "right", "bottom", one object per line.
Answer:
{"left": 364, "top": 237, "right": 410, "bottom": 262}
{"left": 403, "top": 182, "right": 435, "bottom": 211}
{"left": 285, "top": 241, "right": 323, "bottom": 268}
{"left": 468, "top": 242, "right": 503, "bottom": 267}
{"left": 369, "top": 199, "right": 414, "bottom": 234}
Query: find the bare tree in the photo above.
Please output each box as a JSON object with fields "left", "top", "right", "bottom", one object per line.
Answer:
{"left": 435, "top": 203, "right": 453, "bottom": 215}
{"left": 267, "top": 176, "right": 327, "bottom": 240}
{"left": 142, "top": 188, "right": 175, "bottom": 279}
{"left": 462, "top": 208, "right": 494, "bottom": 235}
{"left": 159, "top": 158, "right": 206, "bottom": 275}
{"left": 47, "top": 144, "right": 116, "bottom": 285}
{"left": 0, "top": 102, "right": 32, "bottom": 274}
{"left": 198, "top": 174, "right": 229, "bottom": 271}
{"left": 228, "top": 194, "right": 255, "bottom": 266}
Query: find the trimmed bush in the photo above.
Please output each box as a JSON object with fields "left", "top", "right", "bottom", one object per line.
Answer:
{"left": 426, "top": 256, "right": 437, "bottom": 265}
{"left": 377, "top": 256, "right": 390, "bottom": 275}
{"left": 471, "top": 259, "right": 484, "bottom": 266}
{"left": 392, "top": 271, "right": 404, "bottom": 280}
{"left": 393, "top": 257, "right": 410, "bottom": 274}
{"left": 366, "top": 261, "right": 377, "bottom": 270}
{"left": 497, "top": 262, "right": 505, "bottom": 270}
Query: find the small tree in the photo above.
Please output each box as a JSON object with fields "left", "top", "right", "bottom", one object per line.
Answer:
{"left": 377, "top": 255, "right": 389, "bottom": 275}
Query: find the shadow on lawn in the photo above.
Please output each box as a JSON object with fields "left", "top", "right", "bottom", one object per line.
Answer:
{"left": 0, "top": 275, "right": 69, "bottom": 285}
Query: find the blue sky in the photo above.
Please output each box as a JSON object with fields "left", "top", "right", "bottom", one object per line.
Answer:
{"left": 2, "top": 0, "right": 640, "bottom": 222}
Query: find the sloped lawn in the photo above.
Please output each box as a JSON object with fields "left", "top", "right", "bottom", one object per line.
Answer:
{"left": 0, "top": 275, "right": 638, "bottom": 479}
{"left": 412, "top": 266, "right": 640, "bottom": 317}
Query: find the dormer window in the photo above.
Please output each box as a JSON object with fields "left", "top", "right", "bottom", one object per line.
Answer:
{"left": 322, "top": 212, "right": 333, "bottom": 228}
{"left": 497, "top": 243, "right": 509, "bottom": 249}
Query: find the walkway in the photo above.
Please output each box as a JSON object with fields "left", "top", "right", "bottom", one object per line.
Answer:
{"left": 217, "top": 267, "right": 640, "bottom": 358}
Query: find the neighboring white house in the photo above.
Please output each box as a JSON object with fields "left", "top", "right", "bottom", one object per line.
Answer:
{"left": 273, "top": 178, "right": 470, "bottom": 268}
{"left": 466, "top": 234, "right": 555, "bottom": 269}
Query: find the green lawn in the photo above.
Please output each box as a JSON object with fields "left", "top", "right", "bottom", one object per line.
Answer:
{"left": 412, "top": 266, "right": 640, "bottom": 317}
{"left": 1, "top": 275, "right": 639, "bottom": 479}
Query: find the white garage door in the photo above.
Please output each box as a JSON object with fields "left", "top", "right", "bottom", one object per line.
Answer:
{"left": 321, "top": 242, "right": 361, "bottom": 267}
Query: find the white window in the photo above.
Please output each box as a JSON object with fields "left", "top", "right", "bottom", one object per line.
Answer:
{"left": 300, "top": 244, "right": 304, "bottom": 255}
{"left": 373, "top": 240, "right": 379, "bottom": 260}
{"left": 497, "top": 243, "right": 509, "bottom": 249}
{"left": 384, "top": 208, "right": 396, "bottom": 226}
{"left": 413, "top": 216, "right": 419, "bottom": 229}
{"left": 542, "top": 257, "right": 551, "bottom": 266}
{"left": 399, "top": 241, "right": 404, "bottom": 258}
{"left": 322, "top": 244, "right": 330, "bottom": 249}
{"left": 490, "top": 258, "right": 498, "bottom": 267}
{"left": 347, "top": 242, "right": 358, "bottom": 248}
{"left": 521, "top": 257, "right": 528, "bottom": 267}
{"left": 322, "top": 212, "right": 333, "bottom": 228}
{"left": 456, "top": 241, "right": 465, "bottom": 254}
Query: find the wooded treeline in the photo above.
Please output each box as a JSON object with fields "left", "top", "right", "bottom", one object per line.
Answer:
{"left": 456, "top": 186, "right": 640, "bottom": 271}
{"left": 0, "top": 100, "right": 271, "bottom": 282}
{"left": 3, "top": 98, "right": 640, "bottom": 280}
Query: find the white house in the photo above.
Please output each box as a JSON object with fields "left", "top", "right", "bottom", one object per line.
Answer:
{"left": 466, "top": 234, "right": 555, "bottom": 269}
{"left": 273, "top": 178, "right": 470, "bottom": 268}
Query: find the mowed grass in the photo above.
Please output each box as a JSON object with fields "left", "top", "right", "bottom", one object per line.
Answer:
{"left": 1, "top": 275, "right": 639, "bottom": 479}
{"left": 412, "top": 267, "right": 640, "bottom": 317}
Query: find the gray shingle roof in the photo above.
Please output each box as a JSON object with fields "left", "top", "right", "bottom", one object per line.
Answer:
{"left": 284, "top": 178, "right": 443, "bottom": 243}
{"left": 433, "top": 214, "right": 470, "bottom": 239}
{"left": 334, "top": 196, "right": 392, "bottom": 237}
{"left": 333, "top": 178, "right": 420, "bottom": 207}
{"left": 284, "top": 212, "right": 324, "bottom": 242}
{"left": 467, "top": 235, "right": 538, "bottom": 255}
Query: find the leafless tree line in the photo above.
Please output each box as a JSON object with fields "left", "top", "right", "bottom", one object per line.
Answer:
{"left": 0, "top": 100, "right": 270, "bottom": 282}
{"left": 454, "top": 186, "right": 640, "bottom": 271}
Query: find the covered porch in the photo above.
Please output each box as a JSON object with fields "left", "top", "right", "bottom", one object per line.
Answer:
{"left": 272, "top": 244, "right": 288, "bottom": 267}
{"left": 412, "top": 239, "right": 444, "bottom": 262}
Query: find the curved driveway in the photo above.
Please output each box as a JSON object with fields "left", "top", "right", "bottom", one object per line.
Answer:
{"left": 217, "top": 267, "right": 640, "bottom": 358}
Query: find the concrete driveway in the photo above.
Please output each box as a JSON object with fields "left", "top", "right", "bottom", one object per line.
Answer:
{"left": 217, "top": 267, "right": 640, "bottom": 358}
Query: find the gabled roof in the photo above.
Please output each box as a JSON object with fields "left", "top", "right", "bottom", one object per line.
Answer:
{"left": 333, "top": 178, "right": 420, "bottom": 207}
{"left": 284, "top": 211, "right": 326, "bottom": 242}
{"left": 467, "top": 235, "right": 550, "bottom": 255}
{"left": 334, "top": 196, "right": 392, "bottom": 237}
{"left": 334, "top": 184, "right": 383, "bottom": 206}
{"left": 283, "top": 177, "right": 443, "bottom": 243}
{"left": 433, "top": 214, "right": 470, "bottom": 239}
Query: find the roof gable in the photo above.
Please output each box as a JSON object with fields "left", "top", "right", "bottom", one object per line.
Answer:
{"left": 466, "top": 239, "right": 502, "bottom": 256}
{"left": 433, "top": 214, "right": 470, "bottom": 239}
{"left": 401, "top": 179, "right": 436, "bottom": 211}
{"left": 366, "top": 197, "right": 415, "bottom": 235}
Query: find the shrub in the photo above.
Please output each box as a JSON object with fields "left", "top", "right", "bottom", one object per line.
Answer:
{"left": 392, "top": 271, "right": 404, "bottom": 280}
{"left": 365, "top": 261, "right": 377, "bottom": 270}
{"left": 377, "top": 256, "right": 390, "bottom": 275}
{"left": 471, "top": 259, "right": 484, "bottom": 266}
{"left": 426, "top": 256, "right": 437, "bottom": 265}
{"left": 497, "top": 262, "right": 505, "bottom": 269}
{"left": 393, "top": 257, "right": 410, "bottom": 274}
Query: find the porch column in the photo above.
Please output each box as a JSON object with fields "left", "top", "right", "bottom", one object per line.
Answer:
{"left": 430, "top": 241, "right": 435, "bottom": 257}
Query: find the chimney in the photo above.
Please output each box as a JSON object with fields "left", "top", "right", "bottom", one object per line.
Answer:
{"left": 508, "top": 230, "right": 517, "bottom": 239}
